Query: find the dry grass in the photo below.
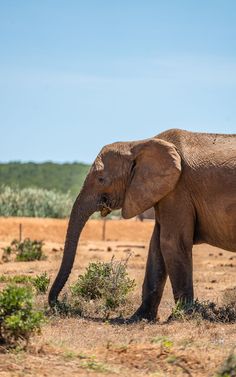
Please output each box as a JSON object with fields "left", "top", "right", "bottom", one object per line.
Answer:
{"left": 0, "top": 217, "right": 235, "bottom": 376}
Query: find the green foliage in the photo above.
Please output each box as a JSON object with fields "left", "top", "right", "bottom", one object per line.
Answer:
{"left": 0, "top": 161, "right": 90, "bottom": 198}
{"left": 0, "top": 185, "right": 73, "bottom": 218}
{"left": 70, "top": 257, "right": 135, "bottom": 314}
{"left": 2, "top": 238, "right": 46, "bottom": 262}
{"left": 32, "top": 272, "right": 50, "bottom": 294}
{"left": 0, "top": 285, "right": 44, "bottom": 345}
{"left": 0, "top": 161, "right": 91, "bottom": 218}
{"left": 15, "top": 239, "right": 44, "bottom": 262}
{"left": 50, "top": 298, "right": 82, "bottom": 317}
{"left": 0, "top": 275, "right": 31, "bottom": 284}
{"left": 215, "top": 350, "right": 236, "bottom": 377}
{"left": 1, "top": 245, "right": 12, "bottom": 263}
{"left": 171, "top": 299, "right": 236, "bottom": 323}
{"left": 0, "top": 273, "right": 50, "bottom": 295}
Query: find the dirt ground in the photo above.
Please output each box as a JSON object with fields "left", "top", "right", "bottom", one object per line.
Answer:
{"left": 0, "top": 217, "right": 235, "bottom": 377}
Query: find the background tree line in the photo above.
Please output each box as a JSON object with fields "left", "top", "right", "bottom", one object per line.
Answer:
{"left": 0, "top": 162, "right": 90, "bottom": 218}
{"left": 0, "top": 162, "right": 90, "bottom": 198}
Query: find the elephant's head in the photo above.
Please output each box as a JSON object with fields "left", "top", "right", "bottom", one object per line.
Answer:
{"left": 48, "top": 137, "right": 181, "bottom": 306}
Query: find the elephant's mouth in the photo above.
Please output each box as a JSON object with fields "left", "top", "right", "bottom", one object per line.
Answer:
{"left": 100, "top": 206, "right": 112, "bottom": 217}
{"left": 98, "top": 196, "right": 112, "bottom": 217}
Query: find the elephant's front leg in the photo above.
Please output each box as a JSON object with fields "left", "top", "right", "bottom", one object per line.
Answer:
{"left": 130, "top": 223, "right": 167, "bottom": 321}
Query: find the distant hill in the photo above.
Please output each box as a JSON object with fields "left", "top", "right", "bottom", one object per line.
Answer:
{"left": 0, "top": 162, "right": 90, "bottom": 198}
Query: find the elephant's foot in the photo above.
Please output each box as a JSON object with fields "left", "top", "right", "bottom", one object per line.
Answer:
{"left": 129, "top": 304, "right": 158, "bottom": 323}
{"left": 166, "top": 297, "right": 195, "bottom": 323}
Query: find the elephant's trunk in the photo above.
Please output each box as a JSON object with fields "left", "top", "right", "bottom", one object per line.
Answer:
{"left": 48, "top": 192, "right": 96, "bottom": 307}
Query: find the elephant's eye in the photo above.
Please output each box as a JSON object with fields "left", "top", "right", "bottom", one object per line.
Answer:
{"left": 98, "top": 177, "right": 105, "bottom": 184}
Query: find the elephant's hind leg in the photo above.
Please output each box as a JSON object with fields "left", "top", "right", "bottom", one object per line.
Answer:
{"left": 160, "top": 229, "right": 194, "bottom": 305}
{"left": 130, "top": 223, "right": 167, "bottom": 321}
{"left": 159, "top": 193, "right": 195, "bottom": 307}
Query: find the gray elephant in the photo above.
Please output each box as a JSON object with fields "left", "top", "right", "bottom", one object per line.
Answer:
{"left": 49, "top": 129, "right": 236, "bottom": 321}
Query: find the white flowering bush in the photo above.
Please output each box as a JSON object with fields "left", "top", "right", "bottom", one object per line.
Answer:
{"left": 0, "top": 186, "right": 72, "bottom": 218}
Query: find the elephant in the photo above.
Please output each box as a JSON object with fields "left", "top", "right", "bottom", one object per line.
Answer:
{"left": 49, "top": 129, "right": 236, "bottom": 321}
{"left": 137, "top": 208, "right": 155, "bottom": 221}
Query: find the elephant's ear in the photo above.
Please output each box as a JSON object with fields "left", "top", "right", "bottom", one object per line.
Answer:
{"left": 122, "top": 138, "right": 182, "bottom": 219}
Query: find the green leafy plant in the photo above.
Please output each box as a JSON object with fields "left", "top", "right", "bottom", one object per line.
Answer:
{"left": 0, "top": 285, "right": 44, "bottom": 346}
{"left": 1, "top": 246, "right": 12, "bottom": 263}
{"left": 0, "top": 275, "right": 31, "bottom": 284}
{"left": 32, "top": 272, "right": 50, "bottom": 294}
{"left": 215, "top": 349, "right": 236, "bottom": 377}
{"left": 15, "top": 239, "right": 45, "bottom": 262}
{"left": 70, "top": 256, "right": 135, "bottom": 316}
{"left": 2, "top": 238, "right": 45, "bottom": 262}
{"left": 0, "top": 273, "right": 50, "bottom": 295}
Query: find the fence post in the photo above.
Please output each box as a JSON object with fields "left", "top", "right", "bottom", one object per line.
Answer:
{"left": 102, "top": 219, "right": 107, "bottom": 241}
{"left": 19, "top": 223, "right": 22, "bottom": 242}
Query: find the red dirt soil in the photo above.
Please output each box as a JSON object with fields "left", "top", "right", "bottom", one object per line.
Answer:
{"left": 0, "top": 217, "right": 154, "bottom": 243}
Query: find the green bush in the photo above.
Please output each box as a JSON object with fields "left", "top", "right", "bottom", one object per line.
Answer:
{"left": 215, "top": 350, "right": 236, "bottom": 377}
{"left": 1, "top": 245, "right": 12, "bottom": 263}
{"left": 0, "top": 273, "right": 50, "bottom": 295}
{"left": 0, "top": 185, "right": 72, "bottom": 218}
{"left": 0, "top": 285, "right": 44, "bottom": 346}
{"left": 32, "top": 272, "right": 50, "bottom": 294}
{"left": 2, "top": 238, "right": 45, "bottom": 262}
{"left": 70, "top": 257, "right": 135, "bottom": 315}
{"left": 0, "top": 275, "right": 31, "bottom": 284}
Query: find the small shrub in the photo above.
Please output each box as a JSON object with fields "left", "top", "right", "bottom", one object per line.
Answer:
{"left": 70, "top": 256, "right": 135, "bottom": 317}
{"left": 2, "top": 239, "right": 45, "bottom": 262}
{"left": 0, "top": 284, "right": 44, "bottom": 346}
{"left": 9, "top": 275, "right": 32, "bottom": 284}
{"left": 32, "top": 272, "right": 50, "bottom": 294}
{"left": 47, "top": 292, "right": 82, "bottom": 317}
{"left": 0, "top": 273, "right": 50, "bottom": 296}
{"left": 0, "top": 274, "right": 32, "bottom": 284}
{"left": 215, "top": 349, "right": 236, "bottom": 377}
{"left": 15, "top": 239, "right": 45, "bottom": 262}
{"left": 170, "top": 299, "right": 236, "bottom": 323}
{"left": 1, "top": 246, "right": 12, "bottom": 263}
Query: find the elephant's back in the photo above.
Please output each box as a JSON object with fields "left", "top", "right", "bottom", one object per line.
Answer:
{"left": 156, "top": 128, "right": 236, "bottom": 169}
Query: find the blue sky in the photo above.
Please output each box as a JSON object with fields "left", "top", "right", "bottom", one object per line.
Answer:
{"left": 0, "top": 1, "right": 235, "bottom": 163}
